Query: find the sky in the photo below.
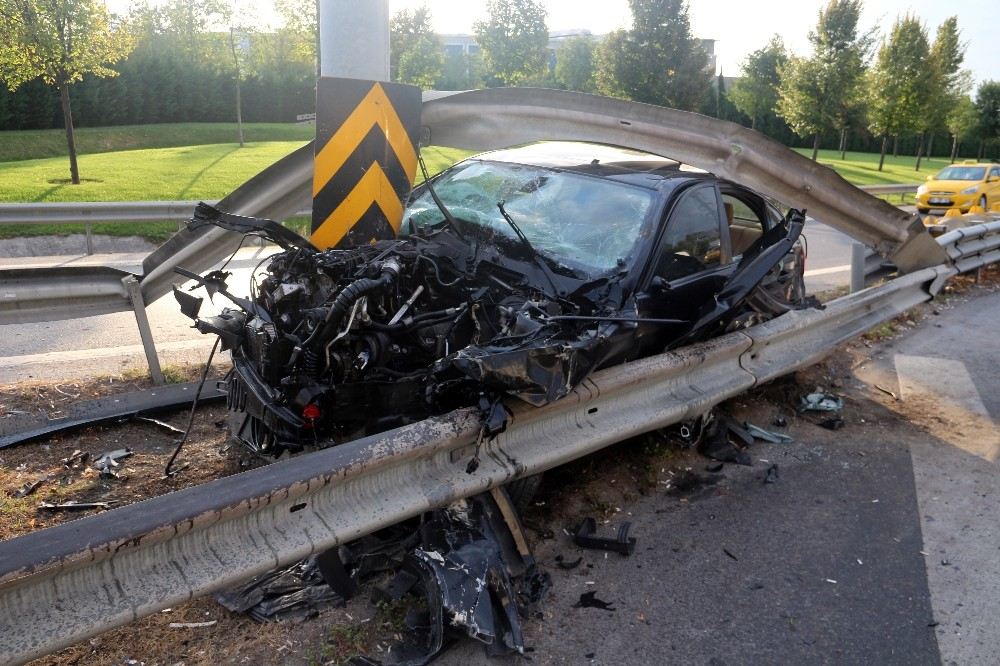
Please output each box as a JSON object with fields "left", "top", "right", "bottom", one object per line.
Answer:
{"left": 385, "top": 0, "right": 998, "bottom": 87}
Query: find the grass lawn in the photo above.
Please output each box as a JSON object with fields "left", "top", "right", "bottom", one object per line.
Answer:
{"left": 0, "top": 141, "right": 472, "bottom": 242}
{"left": 0, "top": 123, "right": 314, "bottom": 163}
{"left": 792, "top": 148, "right": 963, "bottom": 186}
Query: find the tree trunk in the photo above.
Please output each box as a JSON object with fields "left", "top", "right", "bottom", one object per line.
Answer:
{"left": 751, "top": 116, "right": 757, "bottom": 131}
{"left": 59, "top": 82, "right": 80, "bottom": 185}
{"left": 231, "top": 28, "right": 245, "bottom": 148}
{"left": 839, "top": 127, "right": 847, "bottom": 160}
{"left": 950, "top": 134, "right": 958, "bottom": 162}
{"left": 811, "top": 133, "right": 820, "bottom": 161}
{"left": 927, "top": 132, "right": 935, "bottom": 159}
{"left": 978, "top": 140, "right": 985, "bottom": 160}
{"left": 915, "top": 132, "right": 925, "bottom": 171}
{"left": 878, "top": 135, "right": 888, "bottom": 172}
{"left": 892, "top": 135, "right": 898, "bottom": 157}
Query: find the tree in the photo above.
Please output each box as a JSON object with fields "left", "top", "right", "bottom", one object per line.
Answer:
{"left": 595, "top": 0, "right": 709, "bottom": 110}
{"left": 729, "top": 36, "right": 786, "bottom": 131}
{"left": 924, "top": 17, "right": 970, "bottom": 162}
{"left": 473, "top": 0, "right": 548, "bottom": 86}
{"left": 866, "top": 15, "right": 933, "bottom": 170}
{"left": 776, "top": 0, "right": 872, "bottom": 161}
{"left": 554, "top": 36, "right": 595, "bottom": 92}
{"left": 974, "top": 81, "right": 1000, "bottom": 159}
{"left": 0, "top": 1, "right": 134, "bottom": 183}
{"left": 274, "top": 0, "right": 316, "bottom": 72}
{"left": 946, "top": 96, "right": 978, "bottom": 161}
{"left": 390, "top": 5, "right": 444, "bottom": 89}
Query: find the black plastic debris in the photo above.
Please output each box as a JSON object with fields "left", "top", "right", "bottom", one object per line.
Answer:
{"left": 0, "top": 382, "right": 225, "bottom": 450}
{"left": 573, "top": 517, "right": 636, "bottom": 556}
{"left": 214, "top": 555, "right": 346, "bottom": 623}
{"left": 61, "top": 449, "right": 88, "bottom": 469}
{"left": 764, "top": 464, "right": 780, "bottom": 484}
{"left": 668, "top": 470, "right": 725, "bottom": 498}
{"left": 574, "top": 591, "right": 615, "bottom": 611}
{"left": 772, "top": 416, "right": 788, "bottom": 428}
{"left": 705, "top": 462, "right": 724, "bottom": 473}
{"left": 555, "top": 555, "right": 584, "bottom": 570}
{"left": 697, "top": 413, "right": 753, "bottom": 465}
{"left": 818, "top": 417, "right": 845, "bottom": 431}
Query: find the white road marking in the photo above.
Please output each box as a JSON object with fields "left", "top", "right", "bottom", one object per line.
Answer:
{"left": 894, "top": 354, "right": 1000, "bottom": 462}
{"left": 804, "top": 264, "right": 850, "bottom": 277}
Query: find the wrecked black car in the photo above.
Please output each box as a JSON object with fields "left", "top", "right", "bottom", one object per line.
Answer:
{"left": 178, "top": 142, "right": 806, "bottom": 456}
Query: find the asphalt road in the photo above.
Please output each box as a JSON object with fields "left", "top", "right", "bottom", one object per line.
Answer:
{"left": 0, "top": 221, "right": 856, "bottom": 382}
{"left": 435, "top": 286, "right": 1000, "bottom": 666}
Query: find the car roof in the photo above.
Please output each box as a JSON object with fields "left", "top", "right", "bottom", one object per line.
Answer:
{"left": 469, "top": 141, "right": 709, "bottom": 187}
{"left": 944, "top": 162, "right": 997, "bottom": 169}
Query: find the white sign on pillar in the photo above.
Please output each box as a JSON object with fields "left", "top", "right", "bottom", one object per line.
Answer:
{"left": 318, "top": 0, "right": 390, "bottom": 81}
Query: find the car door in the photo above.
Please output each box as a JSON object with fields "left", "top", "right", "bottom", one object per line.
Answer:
{"left": 631, "top": 181, "right": 734, "bottom": 355}
{"left": 989, "top": 166, "right": 1000, "bottom": 208}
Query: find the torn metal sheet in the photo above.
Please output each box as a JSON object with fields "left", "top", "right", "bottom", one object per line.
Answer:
{"left": 0, "top": 382, "right": 225, "bottom": 450}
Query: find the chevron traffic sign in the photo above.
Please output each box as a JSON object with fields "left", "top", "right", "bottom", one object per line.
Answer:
{"left": 311, "top": 77, "right": 422, "bottom": 249}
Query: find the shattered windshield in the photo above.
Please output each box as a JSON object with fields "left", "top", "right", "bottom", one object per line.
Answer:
{"left": 403, "top": 160, "right": 656, "bottom": 274}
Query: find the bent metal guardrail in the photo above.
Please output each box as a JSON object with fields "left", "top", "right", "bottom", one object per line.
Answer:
{"left": 0, "top": 262, "right": 955, "bottom": 664}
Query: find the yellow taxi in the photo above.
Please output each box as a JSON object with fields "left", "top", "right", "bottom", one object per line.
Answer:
{"left": 916, "top": 161, "right": 1000, "bottom": 214}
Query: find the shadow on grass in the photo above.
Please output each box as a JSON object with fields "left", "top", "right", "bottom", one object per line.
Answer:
{"left": 176, "top": 145, "right": 240, "bottom": 198}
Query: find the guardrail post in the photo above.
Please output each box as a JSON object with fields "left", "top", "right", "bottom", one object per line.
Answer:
{"left": 123, "top": 276, "right": 165, "bottom": 385}
{"left": 85, "top": 223, "right": 94, "bottom": 255}
{"left": 850, "top": 242, "right": 866, "bottom": 293}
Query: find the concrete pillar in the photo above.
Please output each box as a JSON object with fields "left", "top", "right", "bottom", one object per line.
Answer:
{"left": 318, "top": 0, "right": 390, "bottom": 81}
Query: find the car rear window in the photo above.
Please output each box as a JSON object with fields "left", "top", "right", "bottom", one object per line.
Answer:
{"left": 936, "top": 167, "right": 986, "bottom": 181}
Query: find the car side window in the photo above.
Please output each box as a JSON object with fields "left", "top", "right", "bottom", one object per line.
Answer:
{"left": 721, "top": 193, "right": 765, "bottom": 257}
{"left": 991, "top": 167, "right": 1000, "bottom": 180}
{"left": 654, "top": 184, "right": 723, "bottom": 281}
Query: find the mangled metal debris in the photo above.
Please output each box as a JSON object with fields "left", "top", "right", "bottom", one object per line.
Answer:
{"left": 215, "top": 491, "right": 547, "bottom": 665}
{"left": 92, "top": 448, "right": 133, "bottom": 478}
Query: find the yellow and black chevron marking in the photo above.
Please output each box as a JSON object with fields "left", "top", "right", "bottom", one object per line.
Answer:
{"left": 310, "top": 77, "right": 422, "bottom": 250}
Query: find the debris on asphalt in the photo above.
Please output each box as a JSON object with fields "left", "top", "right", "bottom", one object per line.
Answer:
{"left": 697, "top": 413, "right": 752, "bottom": 465}
{"left": 38, "top": 501, "right": 113, "bottom": 511}
{"left": 92, "top": 448, "right": 133, "bottom": 478}
{"left": 574, "top": 591, "right": 616, "bottom": 611}
{"left": 220, "top": 491, "right": 550, "bottom": 664}
{"left": 799, "top": 392, "right": 844, "bottom": 412}
{"left": 771, "top": 416, "right": 788, "bottom": 428}
{"left": 745, "top": 422, "right": 793, "bottom": 444}
{"left": 723, "top": 548, "right": 739, "bottom": 561}
{"left": 873, "top": 384, "right": 900, "bottom": 400}
{"left": 555, "top": 555, "right": 584, "bottom": 570}
{"left": 573, "top": 517, "right": 636, "bottom": 556}
{"left": 168, "top": 621, "right": 217, "bottom": 629}
{"left": 818, "top": 417, "right": 845, "bottom": 431}
{"left": 705, "top": 462, "right": 724, "bottom": 473}
{"left": 764, "top": 464, "right": 780, "bottom": 484}
{"left": 215, "top": 555, "right": 347, "bottom": 623}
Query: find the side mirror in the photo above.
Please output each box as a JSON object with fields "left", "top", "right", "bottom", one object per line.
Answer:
{"left": 926, "top": 175, "right": 933, "bottom": 181}
{"left": 650, "top": 276, "right": 671, "bottom": 293}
